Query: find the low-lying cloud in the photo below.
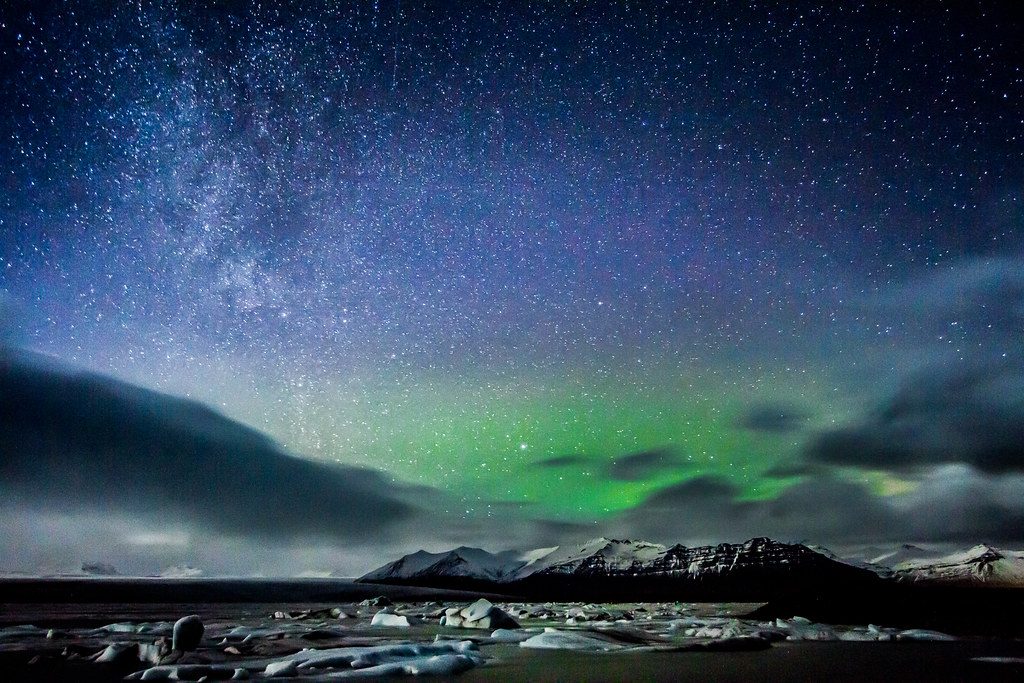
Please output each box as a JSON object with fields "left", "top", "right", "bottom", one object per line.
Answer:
{"left": 804, "top": 257, "right": 1024, "bottom": 475}
{"left": 612, "top": 469, "right": 1024, "bottom": 548}
{"left": 0, "top": 350, "right": 419, "bottom": 544}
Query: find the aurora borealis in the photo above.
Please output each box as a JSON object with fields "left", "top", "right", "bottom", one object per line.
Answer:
{"left": 2, "top": 2, "right": 1023, "bottom": 576}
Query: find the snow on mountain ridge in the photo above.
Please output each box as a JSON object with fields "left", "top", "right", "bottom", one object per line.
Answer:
{"left": 359, "top": 536, "right": 857, "bottom": 586}
{"left": 360, "top": 546, "right": 527, "bottom": 583}
{"left": 894, "top": 544, "right": 1024, "bottom": 587}
{"left": 511, "top": 538, "right": 669, "bottom": 579}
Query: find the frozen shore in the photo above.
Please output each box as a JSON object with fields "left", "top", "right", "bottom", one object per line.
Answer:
{"left": 2, "top": 595, "right": 1024, "bottom": 681}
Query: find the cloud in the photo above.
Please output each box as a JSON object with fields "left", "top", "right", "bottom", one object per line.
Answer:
{"left": 885, "top": 256, "right": 1024, "bottom": 327}
{"left": 608, "top": 448, "right": 691, "bottom": 481}
{"left": 535, "top": 448, "right": 691, "bottom": 482}
{"left": 762, "top": 462, "right": 823, "bottom": 478}
{"left": 610, "top": 476, "right": 750, "bottom": 545}
{"left": 892, "top": 464, "right": 1024, "bottom": 543}
{"left": 0, "top": 351, "right": 421, "bottom": 544}
{"left": 737, "top": 403, "right": 810, "bottom": 433}
{"left": 612, "top": 469, "right": 1024, "bottom": 547}
{"left": 533, "top": 454, "right": 588, "bottom": 468}
{"left": 804, "top": 257, "right": 1024, "bottom": 474}
{"left": 804, "top": 358, "right": 1024, "bottom": 473}
{"left": 638, "top": 476, "right": 741, "bottom": 506}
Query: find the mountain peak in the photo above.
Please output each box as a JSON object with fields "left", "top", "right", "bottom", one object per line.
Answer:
{"left": 894, "top": 544, "right": 1024, "bottom": 587}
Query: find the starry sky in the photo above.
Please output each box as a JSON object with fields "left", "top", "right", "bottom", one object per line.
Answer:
{"left": 1, "top": 1, "right": 1023, "bottom": 576}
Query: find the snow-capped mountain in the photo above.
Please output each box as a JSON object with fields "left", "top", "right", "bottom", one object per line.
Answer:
{"left": 358, "top": 537, "right": 882, "bottom": 599}
{"left": 894, "top": 544, "right": 1024, "bottom": 587}
{"left": 866, "top": 543, "right": 947, "bottom": 569}
{"left": 511, "top": 538, "right": 669, "bottom": 580}
{"left": 360, "top": 546, "right": 528, "bottom": 584}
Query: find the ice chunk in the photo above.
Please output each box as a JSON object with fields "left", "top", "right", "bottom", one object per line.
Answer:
{"left": 172, "top": 615, "right": 204, "bottom": 651}
{"left": 291, "top": 640, "right": 478, "bottom": 671}
{"left": 404, "top": 653, "right": 477, "bottom": 675}
{"left": 0, "top": 625, "right": 48, "bottom": 640}
{"left": 688, "top": 619, "right": 749, "bottom": 639}
{"left": 520, "top": 628, "right": 624, "bottom": 652}
{"left": 94, "top": 642, "right": 138, "bottom": 663}
{"left": 138, "top": 641, "right": 167, "bottom": 665}
{"left": 896, "top": 629, "right": 956, "bottom": 641}
{"left": 360, "top": 596, "right": 392, "bottom": 607}
{"left": 688, "top": 635, "right": 772, "bottom": 651}
{"left": 490, "top": 628, "right": 534, "bottom": 642}
{"left": 838, "top": 629, "right": 883, "bottom": 642}
{"left": 785, "top": 626, "right": 836, "bottom": 641}
{"left": 95, "top": 622, "right": 139, "bottom": 633}
{"left": 972, "top": 657, "right": 1024, "bottom": 664}
{"left": 773, "top": 617, "right": 836, "bottom": 641}
{"left": 264, "top": 659, "right": 298, "bottom": 676}
{"left": 441, "top": 599, "right": 519, "bottom": 630}
{"left": 565, "top": 606, "right": 588, "bottom": 623}
{"left": 370, "top": 609, "right": 411, "bottom": 627}
{"left": 463, "top": 598, "right": 493, "bottom": 622}
{"left": 440, "top": 607, "right": 464, "bottom": 627}
{"left": 130, "top": 664, "right": 238, "bottom": 680}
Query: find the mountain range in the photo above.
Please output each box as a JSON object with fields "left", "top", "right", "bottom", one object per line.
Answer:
{"left": 358, "top": 537, "right": 1024, "bottom": 601}
{"left": 891, "top": 544, "right": 1024, "bottom": 587}
{"left": 359, "top": 537, "right": 872, "bottom": 601}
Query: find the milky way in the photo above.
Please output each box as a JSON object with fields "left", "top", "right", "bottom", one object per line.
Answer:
{"left": 2, "top": 2, "right": 1023, "bottom": 573}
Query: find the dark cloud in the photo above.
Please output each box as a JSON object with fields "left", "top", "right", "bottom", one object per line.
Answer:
{"left": 639, "top": 476, "right": 740, "bottom": 506}
{"left": 533, "top": 454, "right": 588, "bottom": 468}
{"left": 610, "top": 476, "right": 748, "bottom": 545}
{"left": 762, "top": 462, "right": 822, "bottom": 479}
{"left": 805, "top": 358, "right": 1024, "bottom": 473}
{"left": 537, "top": 449, "right": 690, "bottom": 482}
{"left": 0, "top": 352, "right": 419, "bottom": 543}
{"left": 738, "top": 403, "right": 810, "bottom": 434}
{"left": 806, "top": 258, "right": 1024, "bottom": 474}
{"left": 613, "top": 469, "right": 1024, "bottom": 547}
{"left": 757, "top": 477, "right": 896, "bottom": 541}
{"left": 608, "top": 448, "right": 690, "bottom": 481}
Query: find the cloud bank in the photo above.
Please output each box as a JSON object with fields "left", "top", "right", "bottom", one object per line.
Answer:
{"left": 0, "top": 350, "right": 419, "bottom": 546}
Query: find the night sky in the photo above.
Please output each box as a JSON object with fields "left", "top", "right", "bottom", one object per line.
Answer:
{"left": 2, "top": 1, "right": 1022, "bottom": 576}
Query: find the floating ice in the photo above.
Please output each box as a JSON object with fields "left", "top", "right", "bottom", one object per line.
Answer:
{"left": 440, "top": 598, "right": 519, "bottom": 630}
{"left": 264, "top": 659, "right": 299, "bottom": 676}
{"left": 129, "top": 640, "right": 481, "bottom": 680}
{"left": 489, "top": 628, "right": 535, "bottom": 642}
{"left": 687, "top": 635, "right": 773, "bottom": 651}
{"left": 519, "top": 627, "right": 624, "bottom": 652}
{"left": 462, "top": 598, "right": 492, "bottom": 622}
{"left": 128, "top": 664, "right": 240, "bottom": 680}
{"left": 0, "top": 625, "right": 49, "bottom": 640}
{"left": 172, "top": 614, "right": 204, "bottom": 651}
{"left": 896, "top": 628, "right": 957, "bottom": 641}
{"left": 288, "top": 639, "right": 479, "bottom": 670}
{"left": 94, "top": 622, "right": 140, "bottom": 634}
{"left": 565, "top": 606, "right": 589, "bottom": 624}
{"left": 370, "top": 609, "right": 412, "bottom": 627}
{"left": 771, "top": 617, "right": 838, "bottom": 641}
{"left": 971, "top": 656, "right": 1024, "bottom": 664}
{"left": 94, "top": 642, "right": 138, "bottom": 663}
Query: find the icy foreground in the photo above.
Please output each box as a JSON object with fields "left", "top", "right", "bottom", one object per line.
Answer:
{"left": 0, "top": 598, "right": 996, "bottom": 680}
